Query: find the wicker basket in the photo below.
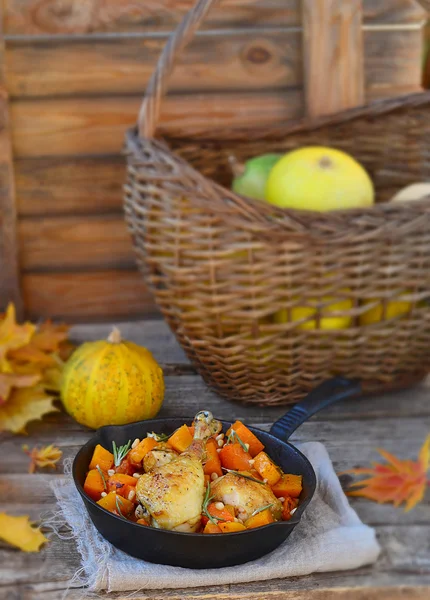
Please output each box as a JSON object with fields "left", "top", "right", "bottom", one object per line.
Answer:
{"left": 124, "top": 0, "right": 430, "bottom": 405}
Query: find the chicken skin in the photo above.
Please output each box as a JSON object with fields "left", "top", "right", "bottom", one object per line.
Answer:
{"left": 136, "top": 411, "right": 221, "bottom": 531}
{"left": 210, "top": 472, "right": 282, "bottom": 521}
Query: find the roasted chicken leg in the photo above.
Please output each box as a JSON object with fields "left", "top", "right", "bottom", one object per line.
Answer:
{"left": 136, "top": 411, "right": 221, "bottom": 531}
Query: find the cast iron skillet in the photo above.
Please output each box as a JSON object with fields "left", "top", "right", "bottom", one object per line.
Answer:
{"left": 72, "top": 377, "right": 360, "bottom": 568}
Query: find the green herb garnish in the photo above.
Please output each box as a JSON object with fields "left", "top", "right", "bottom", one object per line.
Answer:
{"left": 202, "top": 484, "right": 226, "bottom": 525}
{"left": 147, "top": 432, "right": 171, "bottom": 442}
{"left": 115, "top": 495, "right": 124, "bottom": 518}
{"left": 251, "top": 503, "right": 273, "bottom": 517}
{"left": 222, "top": 468, "right": 266, "bottom": 485}
{"left": 96, "top": 465, "right": 107, "bottom": 491}
{"left": 226, "top": 429, "right": 248, "bottom": 453}
{"left": 112, "top": 440, "right": 132, "bottom": 467}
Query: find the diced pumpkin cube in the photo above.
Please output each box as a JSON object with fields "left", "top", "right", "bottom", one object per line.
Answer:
{"left": 123, "top": 484, "right": 137, "bottom": 502}
{"left": 204, "top": 438, "right": 223, "bottom": 477}
{"left": 271, "top": 474, "right": 303, "bottom": 498}
{"left": 136, "top": 518, "right": 150, "bottom": 526}
{"left": 253, "top": 452, "right": 282, "bottom": 486}
{"left": 188, "top": 425, "right": 195, "bottom": 437}
{"left": 107, "top": 473, "right": 137, "bottom": 496}
{"left": 203, "top": 521, "right": 222, "bottom": 534}
{"left": 97, "top": 491, "right": 134, "bottom": 516}
{"left": 219, "top": 443, "right": 253, "bottom": 471}
{"left": 219, "top": 521, "right": 247, "bottom": 533}
{"left": 89, "top": 444, "right": 114, "bottom": 472}
{"left": 207, "top": 502, "right": 235, "bottom": 523}
{"left": 169, "top": 424, "right": 193, "bottom": 453}
{"left": 245, "top": 508, "right": 274, "bottom": 529}
{"left": 129, "top": 437, "right": 157, "bottom": 465}
{"left": 225, "top": 504, "right": 236, "bottom": 518}
{"left": 83, "top": 468, "right": 107, "bottom": 501}
{"left": 114, "top": 455, "right": 136, "bottom": 475}
{"left": 227, "top": 421, "right": 264, "bottom": 457}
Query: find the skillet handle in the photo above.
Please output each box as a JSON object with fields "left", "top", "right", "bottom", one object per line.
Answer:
{"left": 270, "top": 377, "right": 361, "bottom": 441}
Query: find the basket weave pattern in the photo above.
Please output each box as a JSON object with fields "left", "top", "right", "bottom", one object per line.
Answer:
{"left": 124, "top": 2, "right": 430, "bottom": 405}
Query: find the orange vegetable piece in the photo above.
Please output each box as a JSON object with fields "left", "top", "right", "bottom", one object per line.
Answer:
{"left": 97, "top": 492, "right": 134, "bottom": 516}
{"left": 83, "top": 468, "right": 106, "bottom": 501}
{"left": 107, "top": 473, "right": 137, "bottom": 496}
{"left": 227, "top": 421, "right": 264, "bottom": 457}
{"left": 272, "top": 474, "right": 303, "bottom": 498}
{"left": 225, "top": 504, "right": 236, "bottom": 518}
{"left": 253, "top": 452, "right": 282, "bottom": 486}
{"left": 204, "top": 474, "right": 211, "bottom": 486}
{"left": 89, "top": 444, "right": 114, "bottom": 472}
{"left": 204, "top": 438, "right": 223, "bottom": 477}
{"left": 219, "top": 521, "right": 247, "bottom": 533}
{"left": 115, "top": 456, "right": 135, "bottom": 476}
{"left": 122, "top": 484, "right": 137, "bottom": 502}
{"left": 129, "top": 437, "right": 157, "bottom": 465}
{"left": 282, "top": 496, "right": 299, "bottom": 521}
{"left": 169, "top": 424, "right": 193, "bottom": 453}
{"left": 245, "top": 508, "right": 274, "bottom": 529}
{"left": 203, "top": 521, "right": 222, "bottom": 534}
{"left": 188, "top": 425, "right": 195, "bottom": 437}
{"left": 219, "top": 443, "right": 253, "bottom": 471}
{"left": 207, "top": 502, "right": 235, "bottom": 523}
{"left": 136, "top": 518, "right": 149, "bottom": 526}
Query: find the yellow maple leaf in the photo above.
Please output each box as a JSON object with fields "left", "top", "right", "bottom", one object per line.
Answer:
{"left": 0, "top": 513, "right": 48, "bottom": 552}
{"left": 32, "top": 321, "right": 70, "bottom": 353}
{"left": 343, "top": 434, "right": 430, "bottom": 512}
{"left": 0, "top": 385, "right": 58, "bottom": 434}
{"left": 23, "top": 444, "right": 63, "bottom": 474}
{"left": 0, "top": 372, "right": 41, "bottom": 403}
{"left": 0, "top": 304, "right": 35, "bottom": 372}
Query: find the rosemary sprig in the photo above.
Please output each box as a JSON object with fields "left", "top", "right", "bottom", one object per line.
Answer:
{"left": 147, "top": 432, "right": 171, "bottom": 442}
{"left": 115, "top": 495, "right": 124, "bottom": 518}
{"left": 96, "top": 464, "right": 107, "bottom": 491}
{"left": 222, "top": 468, "right": 266, "bottom": 485}
{"left": 201, "top": 484, "right": 227, "bottom": 525}
{"left": 251, "top": 503, "right": 273, "bottom": 517}
{"left": 226, "top": 429, "right": 248, "bottom": 453}
{"left": 112, "top": 440, "right": 132, "bottom": 467}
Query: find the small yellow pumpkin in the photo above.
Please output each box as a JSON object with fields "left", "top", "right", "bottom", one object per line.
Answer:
{"left": 61, "top": 327, "right": 164, "bottom": 429}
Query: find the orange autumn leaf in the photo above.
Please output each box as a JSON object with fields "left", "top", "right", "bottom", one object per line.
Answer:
{"left": 0, "top": 385, "right": 58, "bottom": 434}
{"left": 31, "top": 321, "right": 70, "bottom": 353}
{"left": 343, "top": 434, "right": 430, "bottom": 512}
{"left": 23, "top": 444, "right": 63, "bottom": 474}
{"left": 0, "top": 513, "right": 48, "bottom": 552}
{"left": 0, "top": 304, "right": 35, "bottom": 372}
{"left": 0, "top": 372, "right": 41, "bottom": 404}
{"left": 8, "top": 344, "right": 57, "bottom": 368}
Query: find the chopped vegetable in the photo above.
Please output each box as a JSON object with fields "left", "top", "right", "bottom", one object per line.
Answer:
{"left": 219, "top": 521, "right": 246, "bottom": 533}
{"left": 84, "top": 468, "right": 107, "bottom": 501}
{"left": 107, "top": 473, "right": 137, "bottom": 496}
{"left": 204, "top": 438, "right": 223, "bottom": 477}
{"left": 114, "top": 456, "right": 135, "bottom": 476}
{"left": 129, "top": 437, "right": 157, "bottom": 465}
{"left": 227, "top": 421, "right": 264, "bottom": 457}
{"left": 245, "top": 508, "right": 274, "bottom": 529}
{"left": 168, "top": 424, "right": 193, "bottom": 453}
{"left": 253, "top": 451, "right": 282, "bottom": 486}
{"left": 282, "top": 496, "right": 299, "bottom": 521}
{"left": 207, "top": 502, "right": 235, "bottom": 523}
{"left": 97, "top": 491, "right": 134, "bottom": 516}
{"left": 219, "top": 443, "right": 253, "bottom": 471}
{"left": 136, "top": 518, "right": 150, "bottom": 526}
{"left": 271, "top": 474, "right": 303, "bottom": 498}
{"left": 203, "top": 521, "right": 222, "bottom": 534}
{"left": 89, "top": 444, "right": 114, "bottom": 472}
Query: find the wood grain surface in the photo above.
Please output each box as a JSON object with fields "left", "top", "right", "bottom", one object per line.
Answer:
{"left": 0, "top": 4, "right": 22, "bottom": 314}
{"left": 3, "top": 0, "right": 426, "bottom": 36}
{"left": 0, "top": 319, "right": 429, "bottom": 599}
{"left": 22, "top": 271, "right": 157, "bottom": 321}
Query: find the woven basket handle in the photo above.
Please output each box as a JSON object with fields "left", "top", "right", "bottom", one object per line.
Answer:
{"left": 138, "top": 0, "right": 219, "bottom": 139}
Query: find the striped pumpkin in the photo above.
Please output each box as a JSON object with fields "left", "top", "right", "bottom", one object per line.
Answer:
{"left": 61, "top": 328, "right": 164, "bottom": 429}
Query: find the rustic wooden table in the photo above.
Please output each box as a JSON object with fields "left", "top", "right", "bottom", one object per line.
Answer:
{"left": 1, "top": 320, "right": 430, "bottom": 600}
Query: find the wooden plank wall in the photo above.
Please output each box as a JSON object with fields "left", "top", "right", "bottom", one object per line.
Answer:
{"left": 0, "top": 0, "right": 426, "bottom": 322}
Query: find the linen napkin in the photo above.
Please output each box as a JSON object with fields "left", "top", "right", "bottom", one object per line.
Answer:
{"left": 51, "top": 442, "right": 380, "bottom": 592}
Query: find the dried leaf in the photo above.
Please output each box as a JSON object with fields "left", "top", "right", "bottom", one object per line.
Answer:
{"left": 23, "top": 444, "right": 63, "bottom": 474}
{"left": 41, "top": 364, "right": 63, "bottom": 392}
{"left": 0, "top": 513, "right": 48, "bottom": 552}
{"left": 343, "top": 434, "right": 430, "bottom": 511}
{"left": 31, "top": 321, "right": 70, "bottom": 352}
{"left": 0, "top": 385, "right": 58, "bottom": 434}
{"left": 0, "top": 373, "right": 41, "bottom": 404}
{"left": 8, "top": 344, "right": 57, "bottom": 368}
{"left": 0, "top": 304, "right": 35, "bottom": 372}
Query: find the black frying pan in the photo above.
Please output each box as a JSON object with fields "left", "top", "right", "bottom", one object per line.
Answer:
{"left": 72, "top": 377, "right": 360, "bottom": 568}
